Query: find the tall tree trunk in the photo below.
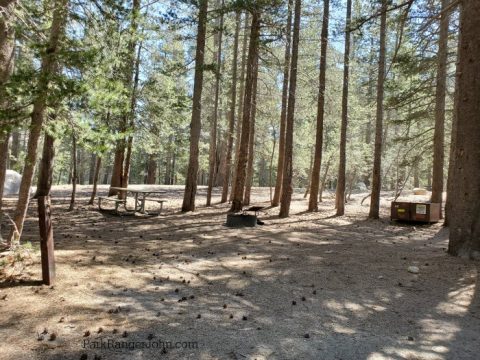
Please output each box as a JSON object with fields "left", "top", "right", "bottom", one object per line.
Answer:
{"left": 319, "top": 155, "right": 332, "bottom": 203}
{"left": 430, "top": 0, "right": 450, "bottom": 218}
{"left": 230, "top": 10, "right": 261, "bottom": 212}
{"left": 308, "top": 0, "right": 329, "bottom": 212}
{"left": 272, "top": 0, "right": 293, "bottom": 207}
{"left": 269, "top": 127, "right": 276, "bottom": 203}
{"left": 444, "top": 33, "right": 461, "bottom": 226}
{"left": 279, "top": 0, "right": 302, "bottom": 218}
{"left": 146, "top": 154, "right": 157, "bottom": 184}
{"left": 34, "top": 133, "right": 55, "bottom": 198}
{"left": 88, "top": 156, "right": 101, "bottom": 205}
{"left": 335, "top": 0, "right": 352, "bottom": 216}
{"left": 207, "top": 0, "right": 224, "bottom": 206}
{"left": 230, "top": 12, "right": 250, "bottom": 202}
{"left": 0, "top": 132, "right": 9, "bottom": 238}
{"left": 368, "top": 0, "right": 387, "bottom": 219}
{"left": 109, "top": 0, "right": 140, "bottom": 197}
{"left": 68, "top": 133, "right": 77, "bottom": 211}
{"left": 7, "top": 0, "right": 68, "bottom": 245}
{"left": 221, "top": 11, "right": 241, "bottom": 203}
{"left": 88, "top": 153, "right": 96, "bottom": 185}
{"left": 10, "top": 130, "right": 19, "bottom": 169}
{"left": 0, "top": 0, "right": 16, "bottom": 234}
{"left": 123, "top": 41, "right": 142, "bottom": 191}
{"left": 447, "top": 0, "right": 480, "bottom": 258}
{"left": 182, "top": 0, "right": 209, "bottom": 212}
{"left": 243, "top": 54, "right": 259, "bottom": 206}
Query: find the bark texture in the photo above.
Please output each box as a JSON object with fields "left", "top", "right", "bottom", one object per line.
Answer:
{"left": 368, "top": 0, "right": 387, "bottom": 219}
{"left": 8, "top": 0, "right": 68, "bottom": 244}
{"left": 308, "top": 0, "right": 329, "bottom": 212}
{"left": 221, "top": 11, "right": 240, "bottom": 203}
{"left": 447, "top": 0, "right": 480, "bottom": 259}
{"left": 430, "top": 0, "right": 450, "bottom": 218}
{"left": 207, "top": 0, "right": 224, "bottom": 206}
{"left": 335, "top": 0, "right": 352, "bottom": 216}
{"left": 230, "top": 10, "right": 261, "bottom": 212}
{"left": 182, "top": 0, "right": 208, "bottom": 212}
{"left": 279, "top": 0, "right": 301, "bottom": 218}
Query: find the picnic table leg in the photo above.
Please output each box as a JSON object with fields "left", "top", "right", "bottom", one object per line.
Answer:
{"left": 141, "top": 194, "right": 147, "bottom": 214}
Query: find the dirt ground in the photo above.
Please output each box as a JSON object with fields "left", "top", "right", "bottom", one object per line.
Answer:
{"left": 0, "top": 185, "right": 479, "bottom": 360}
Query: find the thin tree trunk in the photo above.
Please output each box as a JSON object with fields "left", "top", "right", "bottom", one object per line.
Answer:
{"left": 146, "top": 154, "right": 157, "bottom": 184}
{"left": 308, "top": 0, "right": 329, "bottom": 212}
{"left": 123, "top": 40, "right": 142, "bottom": 191}
{"left": 230, "top": 12, "right": 250, "bottom": 202}
{"left": 319, "top": 155, "right": 332, "bottom": 203}
{"left": 368, "top": 0, "right": 387, "bottom": 219}
{"left": 335, "top": 0, "right": 352, "bottom": 216}
{"left": 269, "top": 127, "right": 276, "bottom": 203}
{"left": 221, "top": 10, "right": 241, "bottom": 203}
{"left": 304, "top": 148, "right": 314, "bottom": 198}
{"left": 109, "top": 0, "right": 140, "bottom": 197}
{"left": 182, "top": 0, "right": 209, "bottom": 212}
{"left": 0, "top": 0, "right": 16, "bottom": 237}
{"left": 430, "top": 0, "right": 450, "bottom": 219}
{"left": 88, "top": 153, "right": 96, "bottom": 184}
{"left": 34, "top": 133, "right": 55, "bottom": 198}
{"left": 7, "top": 0, "right": 68, "bottom": 245}
{"left": 88, "top": 156, "right": 102, "bottom": 205}
{"left": 0, "top": 132, "right": 10, "bottom": 238}
{"left": 243, "top": 54, "right": 259, "bottom": 206}
{"left": 447, "top": 0, "right": 480, "bottom": 258}
{"left": 68, "top": 134, "right": 77, "bottom": 211}
{"left": 207, "top": 0, "right": 224, "bottom": 206}
{"left": 445, "top": 32, "right": 461, "bottom": 226}
{"left": 230, "top": 10, "right": 261, "bottom": 212}
{"left": 272, "top": 0, "right": 293, "bottom": 207}
{"left": 279, "top": 0, "right": 302, "bottom": 218}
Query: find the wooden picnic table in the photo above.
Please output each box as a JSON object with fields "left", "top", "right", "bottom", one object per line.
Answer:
{"left": 110, "top": 187, "right": 167, "bottom": 215}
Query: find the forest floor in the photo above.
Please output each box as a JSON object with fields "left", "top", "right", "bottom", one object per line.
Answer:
{"left": 0, "top": 185, "right": 479, "bottom": 360}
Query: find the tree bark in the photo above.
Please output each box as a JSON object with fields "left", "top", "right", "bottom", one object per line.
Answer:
{"left": 308, "top": 0, "right": 329, "bottom": 212}
{"left": 34, "top": 133, "right": 55, "bottom": 198}
{"left": 279, "top": 0, "right": 302, "bottom": 218}
{"left": 146, "top": 154, "right": 157, "bottom": 184}
{"left": 88, "top": 155, "right": 102, "bottom": 205}
{"left": 221, "top": 11, "right": 241, "bottom": 203}
{"left": 230, "top": 10, "right": 261, "bottom": 212}
{"left": 7, "top": 0, "right": 68, "bottom": 245}
{"left": 109, "top": 0, "right": 140, "bottom": 197}
{"left": 182, "top": 0, "right": 209, "bottom": 212}
{"left": 430, "top": 0, "right": 450, "bottom": 218}
{"left": 0, "top": 132, "right": 10, "bottom": 236}
{"left": 230, "top": 12, "right": 250, "bottom": 202}
{"left": 272, "top": 0, "right": 293, "bottom": 207}
{"left": 243, "top": 53, "right": 259, "bottom": 206}
{"left": 335, "top": 0, "right": 352, "bottom": 216}
{"left": 68, "top": 133, "right": 77, "bottom": 211}
{"left": 207, "top": 0, "right": 224, "bottom": 206}
{"left": 368, "top": 0, "right": 387, "bottom": 219}
{"left": 447, "top": 0, "right": 480, "bottom": 258}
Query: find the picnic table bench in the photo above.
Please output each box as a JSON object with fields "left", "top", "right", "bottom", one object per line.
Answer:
{"left": 99, "top": 187, "right": 167, "bottom": 215}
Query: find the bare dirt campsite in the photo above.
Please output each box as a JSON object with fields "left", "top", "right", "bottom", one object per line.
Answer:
{"left": 1, "top": 0, "right": 480, "bottom": 359}
{"left": 1, "top": 186, "right": 479, "bottom": 360}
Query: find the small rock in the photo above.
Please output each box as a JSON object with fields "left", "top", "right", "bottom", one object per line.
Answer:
{"left": 242, "top": 316, "right": 248, "bottom": 321}
{"left": 304, "top": 333, "right": 310, "bottom": 339}
{"left": 408, "top": 266, "right": 419, "bottom": 274}
{"left": 292, "top": 301, "right": 297, "bottom": 305}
